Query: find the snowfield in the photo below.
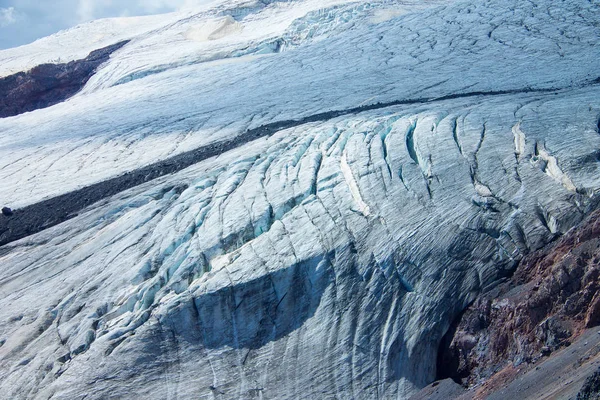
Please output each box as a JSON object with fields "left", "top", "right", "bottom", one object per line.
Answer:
{"left": 1, "top": 0, "right": 597, "bottom": 208}
{"left": 0, "top": 0, "right": 599, "bottom": 398}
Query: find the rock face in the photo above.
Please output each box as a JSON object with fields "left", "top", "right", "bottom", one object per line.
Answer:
{"left": 0, "top": 41, "right": 128, "bottom": 118}
{"left": 577, "top": 368, "right": 600, "bottom": 400}
{"left": 437, "top": 208, "right": 600, "bottom": 392}
{"left": 0, "top": 0, "right": 599, "bottom": 399}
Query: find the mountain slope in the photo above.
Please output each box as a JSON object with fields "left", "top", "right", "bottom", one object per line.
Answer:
{"left": 0, "top": 0, "right": 599, "bottom": 399}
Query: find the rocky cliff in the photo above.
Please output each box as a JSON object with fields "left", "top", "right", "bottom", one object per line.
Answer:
{"left": 436, "top": 208, "right": 600, "bottom": 398}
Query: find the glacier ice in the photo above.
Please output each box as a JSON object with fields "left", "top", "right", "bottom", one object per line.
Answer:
{"left": 0, "top": 0, "right": 599, "bottom": 398}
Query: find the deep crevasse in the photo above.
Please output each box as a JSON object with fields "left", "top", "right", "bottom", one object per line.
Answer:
{"left": 0, "top": 0, "right": 599, "bottom": 398}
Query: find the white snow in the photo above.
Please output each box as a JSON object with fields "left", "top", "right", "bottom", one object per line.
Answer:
{"left": 0, "top": 0, "right": 599, "bottom": 398}
{"left": 5, "top": 0, "right": 598, "bottom": 207}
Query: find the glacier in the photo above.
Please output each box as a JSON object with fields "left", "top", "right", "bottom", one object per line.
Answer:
{"left": 0, "top": 0, "right": 599, "bottom": 398}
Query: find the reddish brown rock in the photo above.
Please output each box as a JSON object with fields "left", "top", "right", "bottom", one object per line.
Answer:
{"left": 438, "top": 208, "right": 600, "bottom": 388}
{"left": 585, "top": 294, "right": 600, "bottom": 328}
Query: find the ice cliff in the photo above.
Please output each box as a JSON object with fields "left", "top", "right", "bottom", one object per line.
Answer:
{"left": 0, "top": 0, "right": 599, "bottom": 398}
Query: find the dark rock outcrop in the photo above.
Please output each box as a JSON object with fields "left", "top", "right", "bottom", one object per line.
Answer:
{"left": 438, "top": 208, "right": 600, "bottom": 389}
{"left": 0, "top": 41, "right": 128, "bottom": 118}
{"left": 578, "top": 367, "right": 600, "bottom": 400}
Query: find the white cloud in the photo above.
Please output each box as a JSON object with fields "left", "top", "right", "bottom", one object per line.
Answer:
{"left": 137, "top": 0, "right": 180, "bottom": 12}
{"left": 76, "top": 0, "right": 96, "bottom": 22}
{"left": 0, "top": 7, "right": 17, "bottom": 27}
{"left": 74, "top": 0, "right": 205, "bottom": 22}
{"left": 0, "top": 0, "right": 215, "bottom": 49}
{"left": 133, "top": 0, "right": 218, "bottom": 13}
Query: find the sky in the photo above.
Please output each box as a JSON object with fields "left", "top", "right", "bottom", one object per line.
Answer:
{"left": 0, "top": 0, "right": 213, "bottom": 49}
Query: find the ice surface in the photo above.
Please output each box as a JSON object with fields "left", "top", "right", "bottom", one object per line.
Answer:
{"left": 0, "top": 0, "right": 599, "bottom": 398}
{"left": 2, "top": 0, "right": 597, "bottom": 208}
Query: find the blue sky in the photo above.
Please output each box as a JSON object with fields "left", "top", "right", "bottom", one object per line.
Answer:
{"left": 0, "top": 0, "right": 212, "bottom": 49}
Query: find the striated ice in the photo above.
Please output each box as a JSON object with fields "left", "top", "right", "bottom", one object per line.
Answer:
{"left": 0, "top": 0, "right": 598, "bottom": 208}
{"left": 0, "top": 0, "right": 599, "bottom": 399}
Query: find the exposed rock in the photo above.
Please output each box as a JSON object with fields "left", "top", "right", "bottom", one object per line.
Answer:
{"left": 478, "top": 328, "right": 600, "bottom": 400}
{"left": 438, "top": 208, "right": 600, "bottom": 388}
{"left": 1, "top": 207, "right": 12, "bottom": 217}
{"left": 578, "top": 367, "right": 600, "bottom": 400}
{"left": 410, "top": 378, "right": 466, "bottom": 400}
{"left": 0, "top": 41, "right": 128, "bottom": 118}
{"left": 0, "top": 0, "right": 598, "bottom": 399}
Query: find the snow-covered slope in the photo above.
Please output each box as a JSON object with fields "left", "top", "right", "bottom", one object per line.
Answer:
{"left": 1, "top": 0, "right": 597, "bottom": 208}
{"left": 0, "top": 0, "right": 599, "bottom": 399}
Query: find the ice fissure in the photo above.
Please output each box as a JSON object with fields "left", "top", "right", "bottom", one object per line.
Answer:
{"left": 0, "top": 0, "right": 599, "bottom": 399}
{"left": 4, "top": 84, "right": 597, "bottom": 247}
